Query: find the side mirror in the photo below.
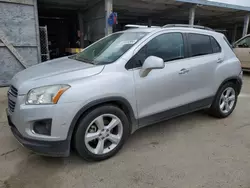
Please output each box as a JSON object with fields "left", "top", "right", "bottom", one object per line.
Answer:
{"left": 139, "top": 56, "right": 165, "bottom": 77}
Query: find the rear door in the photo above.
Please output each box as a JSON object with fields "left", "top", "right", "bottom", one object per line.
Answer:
{"left": 234, "top": 36, "right": 250, "bottom": 69}
{"left": 185, "top": 33, "right": 223, "bottom": 100}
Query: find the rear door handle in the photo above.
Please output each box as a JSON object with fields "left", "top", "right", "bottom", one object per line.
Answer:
{"left": 217, "top": 58, "right": 223, "bottom": 63}
{"left": 179, "top": 68, "right": 189, "bottom": 75}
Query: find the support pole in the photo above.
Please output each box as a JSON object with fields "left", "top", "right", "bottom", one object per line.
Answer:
{"left": 242, "top": 14, "right": 250, "bottom": 37}
{"left": 232, "top": 25, "right": 238, "bottom": 43}
{"left": 189, "top": 6, "right": 196, "bottom": 25}
{"left": 78, "top": 12, "right": 84, "bottom": 48}
{"left": 148, "top": 18, "right": 152, "bottom": 28}
{"left": 105, "top": 0, "right": 113, "bottom": 36}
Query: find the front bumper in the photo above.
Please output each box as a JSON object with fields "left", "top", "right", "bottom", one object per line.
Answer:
{"left": 6, "top": 92, "right": 84, "bottom": 157}
{"left": 7, "top": 112, "right": 70, "bottom": 157}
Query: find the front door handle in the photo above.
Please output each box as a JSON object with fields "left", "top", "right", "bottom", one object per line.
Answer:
{"left": 179, "top": 68, "right": 189, "bottom": 75}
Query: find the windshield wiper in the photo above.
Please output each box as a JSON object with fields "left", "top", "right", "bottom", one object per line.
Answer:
{"left": 73, "top": 56, "right": 94, "bottom": 64}
{"left": 68, "top": 55, "right": 76, "bottom": 59}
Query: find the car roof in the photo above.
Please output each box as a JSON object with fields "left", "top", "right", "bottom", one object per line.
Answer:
{"left": 122, "top": 28, "right": 161, "bottom": 33}
{"left": 122, "top": 27, "right": 223, "bottom": 37}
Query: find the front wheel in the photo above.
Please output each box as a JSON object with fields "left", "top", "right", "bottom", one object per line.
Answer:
{"left": 74, "top": 105, "right": 130, "bottom": 161}
{"left": 209, "top": 82, "right": 238, "bottom": 118}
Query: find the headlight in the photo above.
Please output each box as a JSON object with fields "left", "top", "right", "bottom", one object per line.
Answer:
{"left": 26, "top": 85, "right": 70, "bottom": 105}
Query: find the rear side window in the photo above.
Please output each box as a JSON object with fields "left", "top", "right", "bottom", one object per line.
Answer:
{"left": 210, "top": 36, "right": 221, "bottom": 53}
{"left": 188, "top": 33, "right": 213, "bottom": 57}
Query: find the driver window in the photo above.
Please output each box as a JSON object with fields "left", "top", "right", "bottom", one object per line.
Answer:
{"left": 147, "top": 33, "right": 184, "bottom": 62}
{"left": 126, "top": 33, "right": 184, "bottom": 69}
{"left": 236, "top": 37, "right": 250, "bottom": 48}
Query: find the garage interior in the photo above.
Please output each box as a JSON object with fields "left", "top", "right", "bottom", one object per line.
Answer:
{"left": 38, "top": 0, "right": 107, "bottom": 60}
{"left": 37, "top": 0, "right": 250, "bottom": 60}
{"left": 38, "top": 9, "right": 79, "bottom": 59}
{"left": 1, "top": 0, "right": 249, "bottom": 86}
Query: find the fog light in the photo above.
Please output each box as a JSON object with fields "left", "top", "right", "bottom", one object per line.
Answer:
{"left": 33, "top": 119, "right": 52, "bottom": 136}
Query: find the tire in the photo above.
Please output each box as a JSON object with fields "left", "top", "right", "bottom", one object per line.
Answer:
{"left": 74, "top": 105, "right": 130, "bottom": 161}
{"left": 209, "top": 82, "right": 238, "bottom": 118}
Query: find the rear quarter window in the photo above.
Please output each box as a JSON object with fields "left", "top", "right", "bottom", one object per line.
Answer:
{"left": 210, "top": 36, "right": 221, "bottom": 53}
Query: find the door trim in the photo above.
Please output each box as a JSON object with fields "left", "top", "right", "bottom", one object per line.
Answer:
{"left": 138, "top": 96, "right": 214, "bottom": 128}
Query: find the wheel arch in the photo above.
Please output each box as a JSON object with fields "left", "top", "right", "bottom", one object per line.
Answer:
{"left": 217, "top": 76, "right": 242, "bottom": 95}
{"left": 67, "top": 97, "right": 137, "bottom": 143}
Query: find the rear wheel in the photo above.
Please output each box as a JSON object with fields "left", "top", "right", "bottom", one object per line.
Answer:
{"left": 74, "top": 105, "right": 129, "bottom": 161}
{"left": 209, "top": 82, "right": 238, "bottom": 118}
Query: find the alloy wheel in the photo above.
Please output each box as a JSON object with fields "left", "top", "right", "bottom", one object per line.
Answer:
{"left": 219, "top": 87, "right": 236, "bottom": 114}
{"left": 84, "top": 114, "right": 123, "bottom": 155}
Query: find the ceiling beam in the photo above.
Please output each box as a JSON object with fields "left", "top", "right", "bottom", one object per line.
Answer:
{"left": 150, "top": 3, "right": 193, "bottom": 19}
{"left": 199, "top": 10, "right": 246, "bottom": 25}
{"left": 38, "top": 0, "right": 102, "bottom": 11}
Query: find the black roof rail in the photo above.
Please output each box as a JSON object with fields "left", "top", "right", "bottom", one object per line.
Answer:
{"left": 162, "top": 24, "right": 214, "bottom": 31}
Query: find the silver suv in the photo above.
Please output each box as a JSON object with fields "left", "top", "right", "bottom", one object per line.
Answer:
{"left": 6, "top": 25, "right": 242, "bottom": 161}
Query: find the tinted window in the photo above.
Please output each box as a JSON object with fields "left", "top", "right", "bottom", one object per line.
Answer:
{"left": 126, "top": 33, "right": 184, "bottom": 69}
{"left": 133, "top": 46, "right": 147, "bottom": 68}
{"left": 125, "top": 46, "right": 147, "bottom": 69}
{"left": 147, "top": 33, "right": 184, "bottom": 62}
{"left": 210, "top": 37, "right": 221, "bottom": 53}
{"left": 188, "top": 34, "right": 213, "bottom": 57}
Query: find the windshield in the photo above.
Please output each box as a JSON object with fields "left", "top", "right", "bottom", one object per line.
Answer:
{"left": 73, "top": 32, "right": 147, "bottom": 65}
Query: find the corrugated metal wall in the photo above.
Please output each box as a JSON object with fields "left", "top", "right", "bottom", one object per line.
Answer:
{"left": 0, "top": 0, "right": 40, "bottom": 86}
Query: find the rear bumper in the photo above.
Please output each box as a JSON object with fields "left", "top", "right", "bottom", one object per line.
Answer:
{"left": 237, "top": 76, "right": 243, "bottom": 94}
{"left": 7, "top": 113, "right": 70, "bottom": 157}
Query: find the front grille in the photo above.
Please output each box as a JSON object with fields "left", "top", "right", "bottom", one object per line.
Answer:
{"left": 8, "top": 99, "right": 16, "bottom": 112}
{"left": 9, "top": 86, "right": 18, "bottom": 97}
{"left": 8, "top": 85, "right": 18, "bottom": 113}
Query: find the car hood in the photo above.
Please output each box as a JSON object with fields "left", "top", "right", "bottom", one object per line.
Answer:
{"left": 11, "top": 57, "right": 104, "bottom": 94}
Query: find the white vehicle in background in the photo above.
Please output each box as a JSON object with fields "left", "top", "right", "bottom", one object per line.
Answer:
{"left": 233, "top": 34, "right": 250, "bottom": 71}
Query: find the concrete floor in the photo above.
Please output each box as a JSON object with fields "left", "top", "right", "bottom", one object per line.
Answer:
{"left": 1, "top": 77, "right": 250, "bottom": 188}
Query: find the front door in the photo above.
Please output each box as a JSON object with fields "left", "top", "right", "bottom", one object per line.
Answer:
{"left": 131, "top": 32, "right": 198, "bottom": 126}
{"left": 234, "top": 36, "right": 250, "bottom": 69}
